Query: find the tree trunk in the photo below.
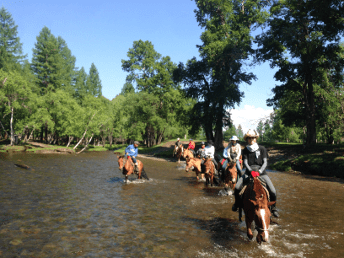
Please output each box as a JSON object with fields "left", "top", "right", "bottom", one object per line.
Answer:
{"left": 28, "top": 127, "right": 35, "bottom": 141}
{"left": 10, "top": 106, "right": 14, "bottom": 146}
{"left": 76, "top": 134, "right": 94, "bottom": 154}
{"left": 303, "top": 76, "right": 317, "bottom": 146}
{"left": 73, "top": 129, "right": 88, "bottom": 150}
{"left": 0, "top": 119, "right": 9, "bottom": 139}
{"left": 66, "top": 136, "right": 74, "bottom": 147}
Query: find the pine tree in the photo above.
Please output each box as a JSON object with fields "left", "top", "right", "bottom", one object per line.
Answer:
{"left": 86, "top": 63, "right": 102, "bottom": 97}
{"left": 0, "top": 7, "right": 26, "bottom": 71}
{"left": 31, "top": 26, "right": 64, "bottom": 94}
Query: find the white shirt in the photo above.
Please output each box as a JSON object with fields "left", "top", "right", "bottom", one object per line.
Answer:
{"left": 204, "top": 146, "right": 215, "bottom": 158}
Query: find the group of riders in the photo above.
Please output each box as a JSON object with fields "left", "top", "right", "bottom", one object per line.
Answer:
{"left": 123, "top": 129, "right": 279, "bottom": 218}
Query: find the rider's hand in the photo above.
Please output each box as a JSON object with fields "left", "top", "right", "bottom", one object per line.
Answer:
{"left": 251, "top": 171, "right": 260, "bottom": 177}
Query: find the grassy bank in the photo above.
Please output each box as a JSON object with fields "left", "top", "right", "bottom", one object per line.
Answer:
{"left": 265, "top": 142, "right": 344, "bottom": 179}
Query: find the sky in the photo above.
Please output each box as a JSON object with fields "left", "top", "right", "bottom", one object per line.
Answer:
{"left": 3, "top": 0, "right": 278, "bottom": 134}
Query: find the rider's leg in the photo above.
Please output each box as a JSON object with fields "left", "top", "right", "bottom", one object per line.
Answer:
{"left": 222, "top": 158, "right": 228, "bottom": 172}
{"left": 132, "top": 156, "right": 138, "bottom": 170}
{"left": 236, "top": 160, "right": 243, "bottom": 181}
{"left": 260, "top": 175, "right": 279, "bottom": 218}
{"left": 232, "top": 175, "right": 244, "bottom": 211}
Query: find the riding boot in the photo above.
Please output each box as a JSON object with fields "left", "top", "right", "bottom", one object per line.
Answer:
{"left": 232, "top": 188, "right": 241, "bottom": 212}
{"left": 270, "top": 203, "right": 279, "bottom": 218}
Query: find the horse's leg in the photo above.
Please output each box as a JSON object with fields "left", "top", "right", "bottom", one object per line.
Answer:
{"left": 245, "top": 217, "right": 254, "bottom": 240}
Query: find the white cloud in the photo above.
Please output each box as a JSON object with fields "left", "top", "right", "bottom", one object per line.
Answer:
{"left": 229, "top": 105, "right": 273, "bottom": 133}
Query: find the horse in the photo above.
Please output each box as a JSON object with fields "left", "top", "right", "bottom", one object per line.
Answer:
{"left": 185, "top": 157, "right": 203, "bottom": 180}
{"left": 222, "top": 161, "right": 237, "bottom": 190}
{"left": 239, "top": 177, "right": 275, "bottom": 243}
{"left": 117, "top": 155, "right": 149, "bottom": 182}
{"left": 173, "top": 145, "right": 184, "bottom": 163}
{"left": 203, "top": 158, "right": 218, "bottom": 186}
{"left": 183, "top": 148, "right": 194, "bottom": 159}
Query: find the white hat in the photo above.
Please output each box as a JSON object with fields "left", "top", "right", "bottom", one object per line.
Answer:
{"left": 230, "top": 136, "right": 239, "bottom": 141}
{"left": 243, "top": 129, "right": 259, "bottom": 141}
{"left": 177, "top": 138, "right": 180, "bottom": 140}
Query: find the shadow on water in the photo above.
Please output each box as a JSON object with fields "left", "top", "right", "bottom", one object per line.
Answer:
{"left": 182, "top": 216, "right": 243, "bottom": 245}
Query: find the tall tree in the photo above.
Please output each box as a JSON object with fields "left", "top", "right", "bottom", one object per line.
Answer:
{"left": 122, "top": 40, "right": 185, "bottom": 147}
{"left": 256, "top": 0, "right": 344, "bottom": 145}
{"left": 31, "top": 26, "right": 64, "bottom": 94}
{"left": 73, "top": 67, "right": 88, "bottom": 101}
{"left": 0, "top": 7, "right": 26, "bottom": 71}
{"left": 175, "top": 0, "right": 270, "bottom": 149}
{"left": 120, "top": 82, "right": 135, "bottom": 96}
{"left": 86, "top": 63, "right": 102, "bottom": 97}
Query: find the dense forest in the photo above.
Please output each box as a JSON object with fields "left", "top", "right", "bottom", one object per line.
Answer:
{"left": 1, "top": 0, "right": 343, "bottom": 150}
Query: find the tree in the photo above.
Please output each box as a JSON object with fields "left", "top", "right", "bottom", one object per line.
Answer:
{"left": 236, "top": 124, "right": 244, "bottom": 140}
{"left": 120, "top": 82, "right": 135, "bottom": 96}
{"left": 256, "top": 0, "right": 344, "bottom": 145}
{"left": 86, "top": 63, "right": 102, "bottom": 97}
{"left": 0, "top": 70, "right": 31, "bottom": 145}
{"left": 122, "top": 40, "right": 187, "bottom": 147}
{"left": 31, "top": 26, "right": 64, "bottom": 94}
{"left": 73, "top": 67, "right": 88, "bottom": 101}
{"left": 0, "top": 7, "right": 26, "bottom": 71}
{"left": 256, "top": 120, "right": 264, "bottom": 142}
{"left": 175, "top": 0, "right": 270, "bottom": 149}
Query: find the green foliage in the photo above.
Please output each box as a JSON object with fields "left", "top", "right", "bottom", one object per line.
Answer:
{"left": 257, "top": 0, "right": 344, "bottom": 145}
{"left": 86, "top": 63, "right": 102, "bottom": 97}
{"left": 0, "top": 7, "right": 26, "bottom": 71}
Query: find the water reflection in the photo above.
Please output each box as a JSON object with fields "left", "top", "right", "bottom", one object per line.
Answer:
{"left": 0, "top": 152, "right": 343, "bottom": 257}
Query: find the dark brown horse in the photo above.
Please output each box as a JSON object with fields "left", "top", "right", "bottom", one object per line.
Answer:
{"left": 173, "top": 145, "right": 184, "bottom": 163}
{"left": 240, "top": 177, "right": 275, "bottom": 243}
{"left": 185, "top": 157, "right": 203, "bottom": 180}
{"left": 117, "top": 155, "right": 149, "bottom": 182}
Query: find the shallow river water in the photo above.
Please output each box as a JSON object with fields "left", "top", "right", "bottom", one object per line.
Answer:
{"left": 0, "top": 151, "right": 344, "bottom": 257}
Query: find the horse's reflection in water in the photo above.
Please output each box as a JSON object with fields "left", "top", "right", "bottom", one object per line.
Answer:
{"left": 240, "top": 177, "right": 275, "bottom": 243}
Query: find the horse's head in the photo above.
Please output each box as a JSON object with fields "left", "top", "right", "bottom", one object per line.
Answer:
{"left": 225, "top": 162, "right": 237, "bottom": 184}
{"left": 250, "top": 178, "right": 275, "bottom": 243}
{"left": 204, "top": 159, "right": 214, "bottom": 174}
{"left": 185, "top": 158, "right": 193, "bottom": 172}
{"left": 117, "top": 155, "right": 124, "bottom": 170}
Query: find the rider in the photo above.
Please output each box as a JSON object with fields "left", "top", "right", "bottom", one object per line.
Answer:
{"left": 125, "top": 141, "right": 139, "bottom": 171}
{"left": 175, "top": 138, "right": 182, "bottom": 148}
{"left": 222, "top": 136, "right": 242, "bottom": 178}
{"left": 231, "top": 129, "right": 279, "bottom": 218}
{"left": 196, "top": 141, "right": 206, "bottom": 159}
{"left": 204, "top": 140, "right": 218, "bottom": 169}
{"left": 187, "top": 138, "right": 196, "bottom": 156}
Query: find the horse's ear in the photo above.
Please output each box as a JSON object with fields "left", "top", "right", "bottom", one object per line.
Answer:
{"left": 267, "top": 201, "right": 276, "bottom": 207}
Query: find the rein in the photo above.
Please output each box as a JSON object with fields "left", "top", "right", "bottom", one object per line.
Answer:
{"left": 255, "top": 225, "right": 269, "bottom": 232}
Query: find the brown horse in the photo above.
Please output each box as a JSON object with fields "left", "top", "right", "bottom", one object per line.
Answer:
{"left": 173, "top": 145, "right": 184, "bottom": 163}
{"left": 183, "top": 149, "right": 194, "bottom": 159}
{"left": 117, "top": 155, "right": 149, "bottom": 182}
{"left": 223, "top": 161, "right": 237, "bottom": 190}
{"left": 185, "top": 157, "right": 203, "bottom": 180}
{"left": 204, "top": 158, "right": 217, "bottom": 186}
{"left": 240, "top": 177, "right": 275, "bottom": 243}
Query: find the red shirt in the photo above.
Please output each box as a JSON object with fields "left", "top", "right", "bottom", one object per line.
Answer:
{"left": 188, "top": 141, "right": 195, "bottom": 150}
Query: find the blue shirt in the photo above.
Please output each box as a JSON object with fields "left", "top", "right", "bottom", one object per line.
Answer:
{"left": 125, "top": 144, "right": 138, "bottom": 157}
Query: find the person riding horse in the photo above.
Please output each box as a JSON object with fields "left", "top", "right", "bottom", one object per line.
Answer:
{"left": 187, "top": 139, "right": 196, "bottom": 156}
{"left": 221, "top": 136, "right": 243, "bottom": 178}
{"left": 232, "top": 129, "right": 280, "bottom": 218}
{"left": 125, "top": 141, "right": 139, "bottom": 171}
{"left": 204, "top": 140, "right": 218, "bottom": 170}
{"left": 175, "top": 138, "right": 182, "bottom": 149}
{"left": 196, "top": 141, "right": 206, "bottom": 159}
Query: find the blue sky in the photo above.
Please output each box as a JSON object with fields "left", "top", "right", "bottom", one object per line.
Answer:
{"left": 4, "top": 0, "right": 278, "bottom": 133}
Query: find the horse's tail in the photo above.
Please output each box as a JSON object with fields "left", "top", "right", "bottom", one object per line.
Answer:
{"left": 141, "top": 167, "right": 149, "bottom": 180}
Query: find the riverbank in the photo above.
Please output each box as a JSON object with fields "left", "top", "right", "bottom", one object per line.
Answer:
{"left": 2, "top": 139, "right": 344, "bottom": 179}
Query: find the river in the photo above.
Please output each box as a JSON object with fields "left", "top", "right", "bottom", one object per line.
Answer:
{"left": 0, "top": 151, "right": 343, "bottom": 257}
